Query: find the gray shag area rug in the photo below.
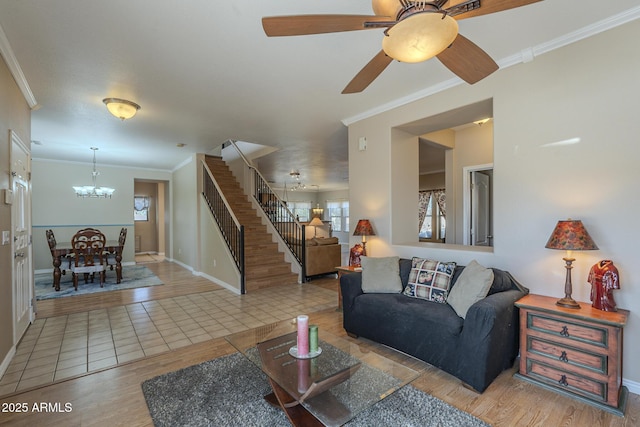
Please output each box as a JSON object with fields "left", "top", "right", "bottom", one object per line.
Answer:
{"left": 142, "top": 353, "right": 490, "bottom": 427}
{"left": 35, "top": 265, "right": 163, "bottom": 300}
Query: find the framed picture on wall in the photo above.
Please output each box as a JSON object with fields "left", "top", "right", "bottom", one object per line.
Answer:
{"left": 134, "top": 196, "right": 150, "bottom": 221}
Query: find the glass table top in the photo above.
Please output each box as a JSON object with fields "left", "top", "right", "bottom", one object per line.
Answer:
{"left": 226, "top": 319, "right": 419, "bottom": 427}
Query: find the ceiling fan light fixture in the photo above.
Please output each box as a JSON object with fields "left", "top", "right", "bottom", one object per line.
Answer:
{"left": 103, "top": 97, "right": 141, "bottom": 120}
{"left": 382, "top": 13, "right": 458, "bottom": 63}
{"left": 372, "top": 0, "right": 400, "bottom": 18}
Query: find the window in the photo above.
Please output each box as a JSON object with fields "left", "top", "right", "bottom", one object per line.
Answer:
{"left": 134, "top": 196, "right": 150, "bottom": 221}
{"left": 287, "top": 201, "right": 311, "bottom": 222}
{"left": 327, "top": 200, "right": 349, "bottom": 232}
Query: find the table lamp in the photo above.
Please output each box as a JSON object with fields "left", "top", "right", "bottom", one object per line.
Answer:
{"left": 545, "top": 219, "right": 598, "bottom": 309}
{"left": 308, "top": 217, "right": 324, "bottom": 238}
{"left": 353, "top": 219, "right": 375, "bottom": 256}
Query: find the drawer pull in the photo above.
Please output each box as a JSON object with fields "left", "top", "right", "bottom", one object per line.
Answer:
{"left": 560, "top": 326, "right": 570, "bottom": 337}
{"left": 559, "top": 375, "right": 569, "bottom": 387}
{"left": 559, "top": 351, "right": 569, "bottom": 362}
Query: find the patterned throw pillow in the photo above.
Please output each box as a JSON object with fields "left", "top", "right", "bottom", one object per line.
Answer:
{"left": 403, "top": 257, "right": 457, "bottom": 303}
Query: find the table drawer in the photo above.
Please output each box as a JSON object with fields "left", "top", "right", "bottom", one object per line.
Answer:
{"left": 524, "top": 357, "right": 608, "bottom": 403}
{"left": 526, "top": 335, "right": 608, "bottom": 375}
{"left": 526, "top": 312, "right": 609, "bottom": 348}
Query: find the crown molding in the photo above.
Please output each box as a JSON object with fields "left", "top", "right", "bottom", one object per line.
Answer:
{"left": 342, "top": 6, "right": 640, "bottom": 127}
{"left": 0, "top": 23, "right": 37, "bottom": 109}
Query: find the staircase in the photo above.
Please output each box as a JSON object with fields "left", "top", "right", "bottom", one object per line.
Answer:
{"left": 205, "top": 156, "right": 299, "bottom": 291}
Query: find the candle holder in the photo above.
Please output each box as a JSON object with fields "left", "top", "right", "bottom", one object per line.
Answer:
{"left": 290, "top": 316, "right": 322, "bottom": 358}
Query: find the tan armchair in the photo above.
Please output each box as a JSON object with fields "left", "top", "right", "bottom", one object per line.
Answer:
{"left": 304, "top": 237, "right": 341, "bottom": 281}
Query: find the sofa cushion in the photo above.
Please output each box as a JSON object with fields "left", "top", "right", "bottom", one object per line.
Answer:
{"left": 354, "top": 293, "right": 464, "bottom": 338}
{"left": 361, "top": 256, "right": 403, "bottom": 293}
{"left": 399, "top": 258, "right": 413, "bottom": 288}
{"left": 488, "top": 268, "right": 515, "bottom": 294}
{"left": 447, "top": 260, "right": 494, "bottom": 319}
{"left": 403, "top": 257, "right": 456, "bottom": 303}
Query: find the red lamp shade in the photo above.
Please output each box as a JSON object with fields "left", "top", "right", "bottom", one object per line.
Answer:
{"left": 545, "top": 220, "right": 598, "bottom": 251}
{"left": 353, "top": 219, "right": 375, "bottom": 257}
{"left": 353, "top": 219, "right": 375, "bottom": 237}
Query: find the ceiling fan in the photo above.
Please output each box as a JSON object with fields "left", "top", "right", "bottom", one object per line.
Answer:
{"left": 262, "top": 0, "right": 543, "bottom": 93}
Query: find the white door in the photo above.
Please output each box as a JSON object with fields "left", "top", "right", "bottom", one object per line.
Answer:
{"left": 11, "top": 130, "right": 33, "bottom": 343}
{"left": 471, "top": 171, "right": 491, "bottom": 246}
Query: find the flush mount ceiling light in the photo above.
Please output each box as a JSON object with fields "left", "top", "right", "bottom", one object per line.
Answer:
{"left": 102, "top": 97, "right": 141, "bottom": 120}
{"left": 474, "top": 118, "right": 491, "bottom": 126}
{"left": 72, "top": 147, "right": 115, "bottom": 198}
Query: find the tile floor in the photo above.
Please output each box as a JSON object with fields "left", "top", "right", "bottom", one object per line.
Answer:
{"left": 0, "top": 279, "right": 336, "bottom": 396}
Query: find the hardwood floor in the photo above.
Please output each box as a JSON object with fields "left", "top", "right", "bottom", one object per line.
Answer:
{"left": 1, "top": 261, "right": 638, "bottom": 426}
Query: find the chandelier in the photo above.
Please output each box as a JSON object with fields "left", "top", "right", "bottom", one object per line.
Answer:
{"left": 289, "top": 170, "right": 306, "bottom": 191}
{"left": 311, "top": 185, "right": 323, "bottom": 218}
{"left": 72, "top": 147, "right": 115, "bottom": 198}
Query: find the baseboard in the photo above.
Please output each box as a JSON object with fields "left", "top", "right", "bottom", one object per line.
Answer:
{"left": 195, "top": 271, "right": 241, "bottom": 295}
{"left": 0, "top": 345, "right": 16, "bottom": 380}
{"left": 624, "top": 378, "right": 640, "bottom": 396}
{"left": 166, "top": 258, "right": 241, "bottom": 294}
{"left": 168, "top": 258, "right": 193, "bottom": 273}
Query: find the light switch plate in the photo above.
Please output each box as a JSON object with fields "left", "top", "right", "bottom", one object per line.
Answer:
{"left": 358, "top": 137, "right": 367, "bottom": 151}
{"left": 3, "top": 189, "right": 13, "bottom": 205}
{"left": 1, "top": 231, "right": 9, "bottom": 245}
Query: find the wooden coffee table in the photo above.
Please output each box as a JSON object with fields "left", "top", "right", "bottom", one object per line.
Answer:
{"left": 226, "top": 319, "right": 418, "bottom": 427}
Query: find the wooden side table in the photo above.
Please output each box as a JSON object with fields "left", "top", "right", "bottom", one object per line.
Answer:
{"left": 514, "top": 294, "right": 629, "bottom": 416}
{"left": 336, "top": 265, "right": 362, "bottom": 309}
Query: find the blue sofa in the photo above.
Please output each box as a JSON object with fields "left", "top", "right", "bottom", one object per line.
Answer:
{"left": 340, "top": 258, "right": 528, "bottom": 392}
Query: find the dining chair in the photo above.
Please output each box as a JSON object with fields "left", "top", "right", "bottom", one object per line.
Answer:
{"left": 46, "top": 229, "right": 72, "bottom": 278}
{"left": 70, "top": 228, "right": 106, "bottom": 290}
{"left": 106, "top": 227, "right": 127, "bottom": 271}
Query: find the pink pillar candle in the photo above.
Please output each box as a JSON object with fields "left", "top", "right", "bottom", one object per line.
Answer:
{"left": 297, "top": 359, "right": 310, "bottom": 393}
{"left": 296, "top": 315, "right": 309, "bottom": 356}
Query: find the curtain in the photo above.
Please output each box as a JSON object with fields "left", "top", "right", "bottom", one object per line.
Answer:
{"left": 434, "top": 190, "right": 446, "bottom": 219}
{"left": 418, "top": 191, "right": 431, "bottom": 232}
{"left": 418, "top": 189, "right": 446, "bottom": 232}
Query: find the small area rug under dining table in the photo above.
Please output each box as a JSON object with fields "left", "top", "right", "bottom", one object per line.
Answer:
{"left": 35, "top": 265, "right": 163, "bottom": 300}
{"left": 142, "top": 352, "right": 490, "bottom": 427}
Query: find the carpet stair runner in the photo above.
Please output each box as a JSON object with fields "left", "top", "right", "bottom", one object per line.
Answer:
{"left": 205, "top": 156, "right": 299, "bottom": 291}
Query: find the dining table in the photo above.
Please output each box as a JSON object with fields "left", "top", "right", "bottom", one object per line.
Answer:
{"left": 51, "top": 241, "right": 123, "bottom": 291}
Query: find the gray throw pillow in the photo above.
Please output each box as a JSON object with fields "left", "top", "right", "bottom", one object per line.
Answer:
{"left": 447, "top": 260, "right": 494, "bottom": 319}
{"left": 361, "top": 256, "right": 403, "bottom": 293}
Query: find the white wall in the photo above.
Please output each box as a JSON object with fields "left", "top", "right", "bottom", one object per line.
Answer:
{"left": 198, "top": 199, "right": 241, "bottom": 292}
{"left": 171, "top": 155, "right": 198, "bottom": 268}
{"left": 32, "top": 159, "right": 171, "bottom": 270}
{"left": 348, "top": 20, "right": 640, "bottom": 387}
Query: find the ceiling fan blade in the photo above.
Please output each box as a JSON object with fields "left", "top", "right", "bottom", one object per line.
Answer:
{"left": 446, "top": 0, "right": 543, "bottom": 20}
{"left": 436, "top": 34, "right": 498, "bottom": 84}
{"left": 342, "top": 50, "right": 393, "bottom": 94}
{"left": 262, "top": 15, "right": 393, "bottom": 37}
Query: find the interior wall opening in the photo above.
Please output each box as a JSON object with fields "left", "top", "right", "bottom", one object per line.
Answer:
{"left": 393, "top": 98, "right": 494, "bottom": 249}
